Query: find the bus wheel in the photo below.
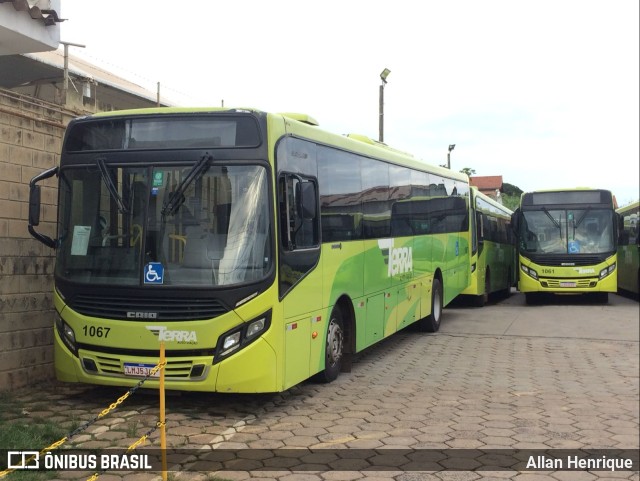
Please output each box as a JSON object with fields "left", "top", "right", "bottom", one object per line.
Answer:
{"left": 475, "top": 272, "right": 490, "bottom": 307}
{"left": 592, "top": 292, "right": 609, "bottom": 304}
{"left": 525, "top": 292, "right": 541, "bottom": 305}
{"left": 320, "top": 307, "right": 344, "bottom": 383}
{"left": 418, "top": 278, "right": 443, "bottom": 332}
{"left": 501, "top": 268, "right": 513, "bottom": 298}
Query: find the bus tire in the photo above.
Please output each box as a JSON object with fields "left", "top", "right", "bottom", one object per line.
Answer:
{"left": 501, "top": 268, "right": 513, "bottom": 298}
{"left": 475, "top": 271, "right": 490, "bottom": 307}
{"left": 319, "top": 307, "right": 344, "bottom": 383}
{"left": 418, "top": 278, "right": 443, "bottom": 332}
{"left": 525, "top": 292, "right": 541, "bottom": 305}
{"left": 592, "top": 292, "right": 609, "bottom": 304}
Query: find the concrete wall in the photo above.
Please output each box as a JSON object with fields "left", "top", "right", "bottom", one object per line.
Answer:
{"left": 0, "top": 88, "right": 74, "bottom": 389}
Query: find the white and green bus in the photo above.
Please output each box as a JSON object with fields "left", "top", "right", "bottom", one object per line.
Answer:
{"left": 616, "top": 201, "right": 639, "bottom": 297}
{"left": 28, "top": 107, "right": 471, "bottom": 393}
{"left": 460, "top": 187, "right": 516, "bottom": 306}
{"left": 511, "top": 188, "right": 619, "bottom": 304}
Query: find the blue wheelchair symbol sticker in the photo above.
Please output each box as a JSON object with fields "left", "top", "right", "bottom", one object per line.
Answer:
{"left": 144, "top": 262, "right": 164, "bottom": 284}
{"left": 568, "top": 240, "right": 580, "bottom": 254}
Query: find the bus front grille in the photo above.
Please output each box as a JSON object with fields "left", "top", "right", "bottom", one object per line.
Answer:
{"left": 542, "top": 279, "right": 597, "bottom": 288}
{"left": 525, "top": 254, "right": 610, "bottom": 267}
{"left": 85, "top": 354, "right": 206, "bottom": 380}
{"left": 69, "top": 294, "right": 228, "bottom": 321}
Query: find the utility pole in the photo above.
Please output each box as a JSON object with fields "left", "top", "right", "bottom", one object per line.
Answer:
{"left": 60, "top": 41, "right": 86, "bottom": 104}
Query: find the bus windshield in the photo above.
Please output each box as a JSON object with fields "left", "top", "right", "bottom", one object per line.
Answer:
{"left": 519, "top": 208, "right": 614, "bottom": 255}
{"left": 56, "top": 162, "right": 272, "bottom": 287}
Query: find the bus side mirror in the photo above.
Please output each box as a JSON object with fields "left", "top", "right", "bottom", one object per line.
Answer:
{"left": 298, "top": 181, "right": 317, "bottom": 220}
{"left": 476, "top": 212, "right": 484, "bottom": 245}
{"left": 28, "top": 166, "right": 58, "bottom": 249}
{"left": 616, "top": 213, "right": 626, "bottom": 245}
{"left": 29, "top": 185, "right": 41, "bottom": 226}
{"left": 619, "top": 231, "right": 629, "bottom": 246}
{"left": 510, "top": 208, "right": 520, "bottom": 233}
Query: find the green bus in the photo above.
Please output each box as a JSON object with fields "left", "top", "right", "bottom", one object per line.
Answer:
{"left": 28, "top": 107, "right": 471, "bottom": 393}
{"left": 511, "top": 188, "right": 618, "bottom": 304}
{"left": 460, "top": 187, "right": 516, "bottom": 306}
{"left": 616, "top": 201, "right": 639, "bottom": 296}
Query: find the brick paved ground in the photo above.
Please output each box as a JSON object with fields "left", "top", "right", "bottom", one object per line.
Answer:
{"left": 3, "top": 293, "right": 638, "bottom": 481}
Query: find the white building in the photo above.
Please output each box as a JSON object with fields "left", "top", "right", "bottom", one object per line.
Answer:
{"left": 0, "top": 0, "right": 62, "bottom": 55}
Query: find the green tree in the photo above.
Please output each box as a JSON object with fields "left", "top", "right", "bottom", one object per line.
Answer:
{"left": 500, "top": 182, "right": 523, "bottom": 210}
{"left": 502, "top": 182, "right": 523, "bottom": 197}
{"left": 459, "top": 167, "right": 476, "bottom": 176}
{"left": 500, "top": 194, "right": 520, "bottom": 211}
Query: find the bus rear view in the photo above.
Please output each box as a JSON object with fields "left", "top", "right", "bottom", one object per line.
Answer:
{"left": 512, "top": 189, "right": 618, "bottom": 304}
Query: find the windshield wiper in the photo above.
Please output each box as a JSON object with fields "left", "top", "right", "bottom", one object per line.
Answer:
{"left": 161, "top": 154, "right": 212, "bottom": 217}
{"left": 97, "top": 157, "right": 128, "bottom": 214}
{"left": 541, "top": 207, "right": 560, "bottom": 229}
{"left": 574, "top": 207, "right": 591, "bottom": 228}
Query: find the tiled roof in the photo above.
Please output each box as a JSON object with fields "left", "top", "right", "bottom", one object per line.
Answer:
{"left": 0, "top": 0, "right": 64, "bottom": 26}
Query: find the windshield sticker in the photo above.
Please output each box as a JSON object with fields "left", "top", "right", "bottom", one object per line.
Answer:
{"left": 71, "top": 225, "right": 91, "bottom": 256}
{"left": 152, "top": 171, "right": 164, "bottom": 187}
{"left": 568, "top": 240, "right": 580, "bottom": 254}
{"left": 144, "top": 262, "right": 164, "bottom": 284}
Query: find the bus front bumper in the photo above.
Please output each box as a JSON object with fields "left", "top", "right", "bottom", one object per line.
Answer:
{"left": 54, "top": 329, "right": 279, "bottom": 393}
{"left": 518, "top": 263, "right": 617, "bottom": 293}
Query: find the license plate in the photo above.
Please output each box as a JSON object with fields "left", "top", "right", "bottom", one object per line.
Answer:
{"left": 123, "top": 363, "right": 159, "bottom": 378}
{"left": 560, "top": 281, "right": 576, "bottom": 288}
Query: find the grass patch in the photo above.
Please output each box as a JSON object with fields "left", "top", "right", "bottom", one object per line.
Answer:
{"left": 126, "top": 419, "right": 139, "bottom": 437}
{"left": 0, "top": 391, "right": 66, "bottom": 480}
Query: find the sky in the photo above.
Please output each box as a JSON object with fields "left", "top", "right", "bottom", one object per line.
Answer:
{"left": 58, "top": 0, "right": 639, "bottom": 205}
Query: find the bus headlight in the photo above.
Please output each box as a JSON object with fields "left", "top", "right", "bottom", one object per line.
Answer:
{"left": 246, "top": 317, "right": 266, "bottom": 340}
{"left": 221, "top": 331, "right": 242, "bottom": 354}
{"left": 521, "top": 264, "right": 538, "bottom": 280}
{"left": 214, "top": 310, "right": 272, "bottom": 364}
{"left": 599, "top": 263, "right": 616, "bottom": 279}
{"left": 55, "top": 315, "right": 78, "bottom": 356}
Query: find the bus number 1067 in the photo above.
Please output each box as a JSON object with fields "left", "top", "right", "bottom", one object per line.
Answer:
{"left": 83, "top": 326, "right": 111, "bottom": 338}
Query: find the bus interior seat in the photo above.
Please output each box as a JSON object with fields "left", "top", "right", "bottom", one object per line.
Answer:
{"left": 174, "top": 227, "right": 227, "bottom": 284}
{"left": 183, "top": 227, "right": 226, "bottom": 267}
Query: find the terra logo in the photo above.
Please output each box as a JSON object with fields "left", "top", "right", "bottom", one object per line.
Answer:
{"left": 575, "top": 268, "right": 595, "bottom": 274}
{"left": 378, "top": 238, "right": 413, "bottom": 277}
{"left": 146, "top": 326, "right": 197, "bottom": 343}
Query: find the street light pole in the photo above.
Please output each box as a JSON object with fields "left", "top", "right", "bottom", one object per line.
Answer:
{"left": 379, "top": 68, "right": 390, "bottom": 142}
{"left": 447, "top": 144, "right": 456, "bottom": 169}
